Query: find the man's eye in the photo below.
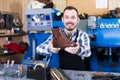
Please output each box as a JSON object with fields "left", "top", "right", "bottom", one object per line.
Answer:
{"left": 65, "top": 16, "right": 69, "bottom": 19}
{"left": 71, "top": 16, "right": 75, "bottom": 19}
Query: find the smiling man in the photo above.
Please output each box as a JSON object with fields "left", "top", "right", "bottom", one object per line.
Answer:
{"left": 36, "top": 6, "right": 91, "bottom": 70}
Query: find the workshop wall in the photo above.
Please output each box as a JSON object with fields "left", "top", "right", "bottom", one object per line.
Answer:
{"left": 0, "top": 0, "right": 120, "bottom": 47}
{"left": 67, "top": 0, "right": 120, "bottom": 16}
{"left": 0, "top": 0, "right": 23, "bottom": 47}
{"left": 0, "top": 0, "right": 22, "bottom": 18}
{"left": 109, "top": 0, "right": 120, "bottom": 10}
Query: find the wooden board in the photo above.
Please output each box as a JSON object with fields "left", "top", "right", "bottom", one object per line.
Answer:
{"left": 66, "top": 0, "right": 109, "bottom": 16}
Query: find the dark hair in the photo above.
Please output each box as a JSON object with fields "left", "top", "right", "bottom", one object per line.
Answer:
{"left": 115, "top": 7, "right": 120, "bottom": 14}
{"left": 63, "top": 6, "right": 79, "bottom": 16}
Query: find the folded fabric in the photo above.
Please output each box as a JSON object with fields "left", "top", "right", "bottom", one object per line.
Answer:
{"left": 4, "top": 43, "right": 26, "bottom": 53}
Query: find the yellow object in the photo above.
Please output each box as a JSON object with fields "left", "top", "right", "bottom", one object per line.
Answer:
{"left": 34, "top": 63, "right": 45, "bottom": 70}
{"left": 81, "top": 13, "right": 85, "bottom": 17}
{"left": 34, "top": 2, "right": 39, "bottom": 6}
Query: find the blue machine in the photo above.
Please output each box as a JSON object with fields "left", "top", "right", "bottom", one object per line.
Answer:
{"left": 87, "top": 18, "right": 120, "bottom": 72}
{"left": 93, "top": 19, "right": 120, "bottom": 47}
{"left": 21, "top": 8, "right": 64, "bottom": 66}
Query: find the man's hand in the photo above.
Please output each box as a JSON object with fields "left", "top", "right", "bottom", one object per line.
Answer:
{"left": 64, "top": 43, "right": 79, "bottom": 54}
{"left": 49, "top": 41, "right": 61, "bottom": 53}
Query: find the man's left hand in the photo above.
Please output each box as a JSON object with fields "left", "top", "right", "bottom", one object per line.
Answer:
{"left": 64, "top": 43, "right": 79, "bottom": 54}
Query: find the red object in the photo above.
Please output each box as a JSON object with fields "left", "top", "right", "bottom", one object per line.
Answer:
{"left": 4, "top": 43, "right": 26, "bottom": 53}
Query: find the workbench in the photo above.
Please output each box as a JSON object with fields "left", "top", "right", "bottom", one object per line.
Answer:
{"left": 0, "top": 64, "right": 120, "bottom": 80}
{"left": 63, "top": 70, "right": 120, "bottom": 80}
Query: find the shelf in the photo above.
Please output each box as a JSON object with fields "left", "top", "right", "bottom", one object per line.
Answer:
{"left": 0, "top": 52, "right": 25, "bottom": 64}
{"left": 0, "top": 51, "right": 16, "bottom": 56}
{"left": 0, "top": 33, "right": 27, "bottom": 37}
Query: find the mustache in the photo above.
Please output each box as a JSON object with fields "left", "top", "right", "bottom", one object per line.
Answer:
{"left": 66, "top": 22, "right": 74, "bottom": 25}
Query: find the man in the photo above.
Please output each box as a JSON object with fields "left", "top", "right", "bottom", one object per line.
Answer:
{"left": 36, "top": 6, "right": 91, "bottom": 70}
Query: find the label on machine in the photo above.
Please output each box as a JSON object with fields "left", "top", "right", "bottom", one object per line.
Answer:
{"left": 25, "top": 8, "right": 53, "bottom": 31}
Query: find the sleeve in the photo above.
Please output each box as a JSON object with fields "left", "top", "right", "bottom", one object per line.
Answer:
{"left": 36, "top": 35, "right": 53, "bottom": 55}
{"left": 77, "top": 32, "right": 91, "bottom": 59}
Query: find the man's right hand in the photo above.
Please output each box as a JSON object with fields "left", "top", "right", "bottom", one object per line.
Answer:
{"left": 49, "top": 41, "right": 61, "bottom": 53}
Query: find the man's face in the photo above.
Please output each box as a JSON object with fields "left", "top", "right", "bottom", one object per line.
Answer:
{"left": 62, "top": 9, "right": 79, "bottom": 31}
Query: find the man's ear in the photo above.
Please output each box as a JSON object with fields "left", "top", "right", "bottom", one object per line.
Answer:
{"left": 61, "top": 17, "right": 63, "bottom": 22}
{"left": 77, "top": 17, "right": 80, "bottom": 23}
